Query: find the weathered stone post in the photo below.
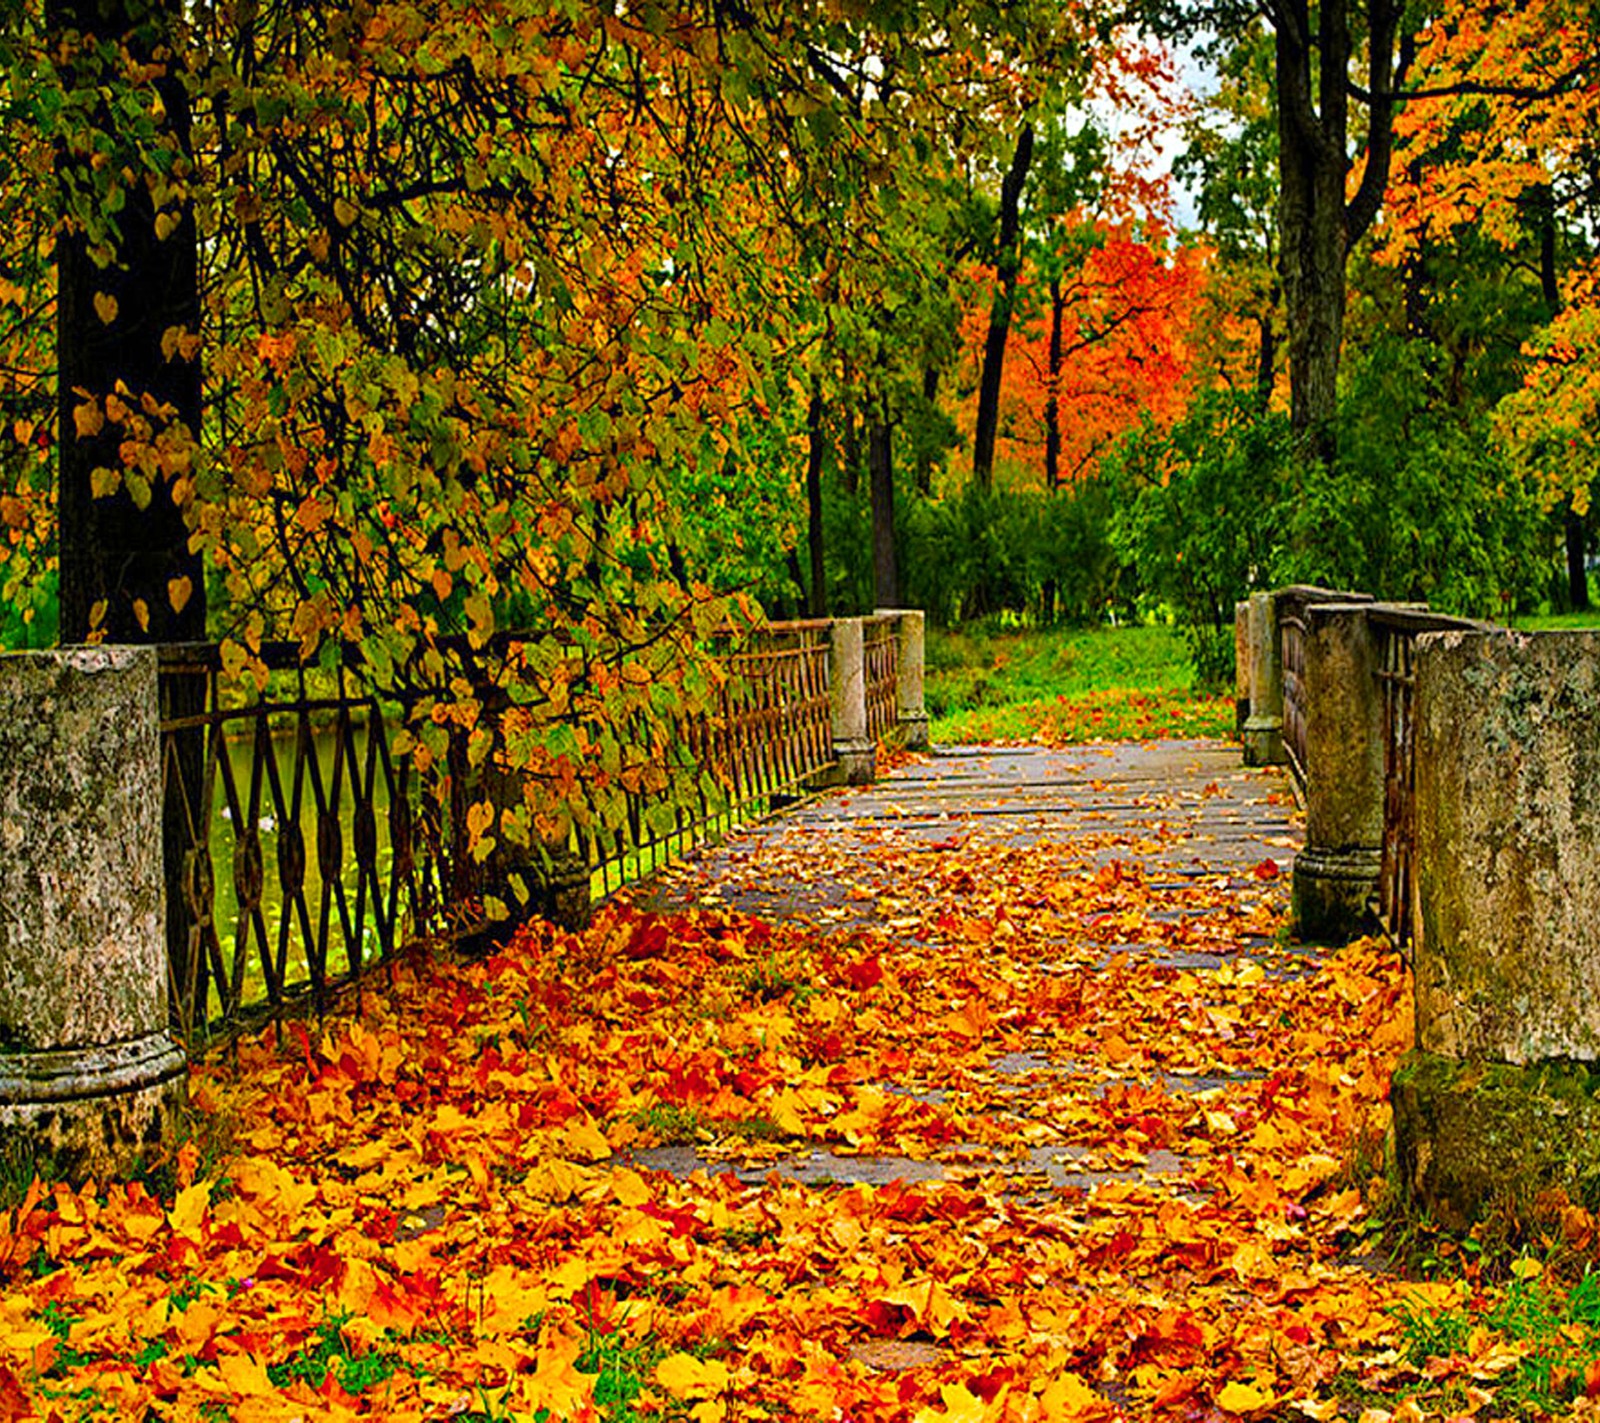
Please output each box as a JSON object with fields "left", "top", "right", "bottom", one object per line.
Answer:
{"left": 1291, "top": 603, "right": 1383, "bottom": 942}
{"left": 1390, "top": 629, "right": 1600, "bottom": 1227}
{"left": 1234, "top": 600, "right": 1251, "bottom": 735}
{"left": 1242, "top": 591, "right": 1285, "bottom": 767}
{"left": 0, "top": 647, "right": 187, "bottom": 1180}
{"left": 876, "top": 608, "right": 930, "bottom": 751}
{"left": 825, "top": 616, "right": 875, "bottom": 786}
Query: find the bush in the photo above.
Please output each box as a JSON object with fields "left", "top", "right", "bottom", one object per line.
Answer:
{"left": 900, "top": 481, "right": 1119, "bottom": 628}
{"left": 1104, "top": 388, "right": 1290, "bottom": 687}
{"left": 1105, "top": 339, "right": 1552, "bottom": 685}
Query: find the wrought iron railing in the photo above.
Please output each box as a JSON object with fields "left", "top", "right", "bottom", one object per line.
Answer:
{"left": 585, "top": 619, "right": 837, "bottom": 899}
{"left": 157, "top": 643, "right": 450, "bottom": 1046}
{"left": 864, "top": 615, "right": 900, "bottom": 744}
{"left": 158, "top": 614, "right": 913, "bottom": 1043}
{"left": 1368, "top": 607, "right": 1483, "bottom": 958}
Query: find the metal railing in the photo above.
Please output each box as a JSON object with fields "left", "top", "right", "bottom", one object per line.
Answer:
{"left": 158, "top": 614, "right": 913, "bottom": 1042}
{"left": 585, "top": 619, "right": 838, "bottom": 899}
{"left": 1368, "top": 607, "right": 1484, "bottom": 957}
{"left": 158, "top": 644, "right": 450, "bottom": 1046}
{"left": 864, "top": 615, "right": 900, "bottom": 744}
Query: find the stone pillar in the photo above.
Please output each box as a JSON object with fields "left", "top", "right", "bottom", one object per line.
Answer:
{"left": 1234, "top": 600, "right": 1251, "bottom": 735}
{"left": 1291, "top": 603, "right": 1383, "bottom": 942}
{"left": 1241, "top": 591, "right": 1285, "bottom": 766}
{"left": 0, "top": 647, "right": 187, "bottom": 1181}
{"left": 877, "top": 608, "right": 930, "bottom": 751}
{"left": 825, "top": 617, "right": 875, "bottom": 786}
{"left": 1390, "top": 629, "right": 1600, "bottom": 1228}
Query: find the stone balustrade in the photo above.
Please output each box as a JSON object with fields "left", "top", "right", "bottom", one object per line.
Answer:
{"left": 1239, "top": 592, "right": 1600, "bottom": 1228}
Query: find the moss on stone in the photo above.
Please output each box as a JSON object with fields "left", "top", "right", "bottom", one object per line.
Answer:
{"left": 1391, "top": 1048, "right": 1600, "bottom": 1231}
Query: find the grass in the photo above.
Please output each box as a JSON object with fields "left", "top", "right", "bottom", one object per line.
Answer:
{"left": 1394, "top": 1263, "right": 1600, "bottom": 1417}
{"left": 1509, "top": 610, "right": 1600, "bottom": 631}
{"left": 926, "top": 623, "right": 1232, "bottom": 745}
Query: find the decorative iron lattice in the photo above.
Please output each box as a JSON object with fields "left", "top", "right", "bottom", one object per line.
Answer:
{"left": 157, "top": 644, "right": 450, "bottom": 1048}
{"left": 584, "top": 619, "right": 837, "bottom": 899}
{"left": 863, "top": 616, "right": 900, "bottom": 745}
{"left": 158, "top": 616, "right": 884, "bottom": 1041}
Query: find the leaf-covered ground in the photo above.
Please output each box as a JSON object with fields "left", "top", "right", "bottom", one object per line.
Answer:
{"left": 0, "top": 741, "right": 1581, "bottom": 1421}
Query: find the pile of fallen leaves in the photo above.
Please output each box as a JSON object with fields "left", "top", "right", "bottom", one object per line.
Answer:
{"left": 0, "top": 793, "right": 1588, "bottom": 1420}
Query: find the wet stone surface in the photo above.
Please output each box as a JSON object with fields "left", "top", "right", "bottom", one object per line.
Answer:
{"left": 625, "top": 1139, "right": 1198, "bottom": 1196}
{"left": 632, "top": 741, "right": 1298, "bottom": 1229}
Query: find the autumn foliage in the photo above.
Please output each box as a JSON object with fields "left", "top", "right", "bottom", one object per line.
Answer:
{"left": 952, "top": 229, "right": 1205, "bottom": 493}
{"left": 0, "top": 775, "right": 1443, "bottom": 1422}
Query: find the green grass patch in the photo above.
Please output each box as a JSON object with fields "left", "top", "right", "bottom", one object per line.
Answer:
{"left": 927, "top": 624, "right": 1232, "bottom": 745}
{"left": 578, "top": 1328, "right": 667, "bottom": 1422}
{"left": 1510, "top": 610, "right": 1600, "bottom": 631}
{"left": 267, "top": 1312, "right": 400, "bottom": 1395}
{"left": 1394, "top": 1264, "right": 1600, "bottom": 1416}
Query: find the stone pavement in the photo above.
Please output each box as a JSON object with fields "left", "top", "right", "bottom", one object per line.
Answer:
{"left": 627, "top": 740, "right": 1303, "bottom": 1205}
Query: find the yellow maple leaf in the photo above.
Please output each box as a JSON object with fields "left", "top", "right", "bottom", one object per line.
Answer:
{"left": 610, "top": 1166, "right": 651, "bottom": 1206}
{"left": 656, "top": 1351, "right": 729, "bottom": 1398}
{"left": 1217, "top": 1379, "right": 1276, "bottom": 1414}
{"left": 913, "top": 1382, "right": 995, "bottom": 1423}
{"left": 1038, "top": 1372, "right": 1107, "bottom": 1419}
{"left": 564, "top": 1117, "right": 613, "bottom": 1161}
{"left": 167, "top": 1180, "right": 211, "bottom": 1241}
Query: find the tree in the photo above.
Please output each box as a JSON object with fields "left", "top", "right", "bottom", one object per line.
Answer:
{"left": 971, "top": 122, "right": 1035, "bottom": 491}
{"left": 1140, "top": 2, "right": 1414, "bottom": 461}
{"left": 1379, "top": 0, "right": 1600, "bottom": 606}
{"left": 3, "top": 0, "right": 1119, "bottom": 854}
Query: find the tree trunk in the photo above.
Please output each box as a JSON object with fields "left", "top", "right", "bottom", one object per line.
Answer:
{"left": 972, "top": 123, "right": 1035, "bottom": 491}
{"left": 869, "top": 416, "right": 897, "bottom": 609}
{"left": 1274, "top": 9, "right": 1346, "bottom": 465}
{"left": 1254, "top": 312, "right": 1276, "bottom": 412}
{"left": 1269, "top": 0, "right": 1406, "bottom": 466}
{"left": 1566, "top": 502, "right": 1590, "bottom": 612}
{"left": 1044, "top": 274, "right": 1065, "bottom": 489}
{"left": 52, "top": 0, "right": 204, "bottom": 645}
{"left": 805, "top": 381, "right": 828, "bottom": 617}
{"left": 50, "top": 0, "right": 207, "bottom": 1034}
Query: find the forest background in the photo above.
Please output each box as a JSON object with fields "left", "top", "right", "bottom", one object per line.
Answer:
{"left": 0, "top": 0, "right": 1596, "bottom": 816}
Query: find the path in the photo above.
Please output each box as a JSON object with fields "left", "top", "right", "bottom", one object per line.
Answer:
{"left": 630, "top": 739, "right": 1311, "bottom": 1198}
{"left": 2, "top": 734, "right": 1417, "bottom": 1422}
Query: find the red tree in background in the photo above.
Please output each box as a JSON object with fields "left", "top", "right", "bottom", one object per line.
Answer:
{"left": 955, "top": 226, "right": 1205, "bottom": 490}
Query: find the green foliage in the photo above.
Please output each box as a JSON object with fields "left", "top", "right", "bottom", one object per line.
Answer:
{"left": 1106, "top": 337, "right": 1551, "bottom": 683}
{"left": 1105, "top": 387, "right": 1289, "bottom": 686}
{"left": 1278, "top": 339, "right": 1548, "bottom": 618}
{"left": 901, "top": 482, "right": 1119, "bottom": 628}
